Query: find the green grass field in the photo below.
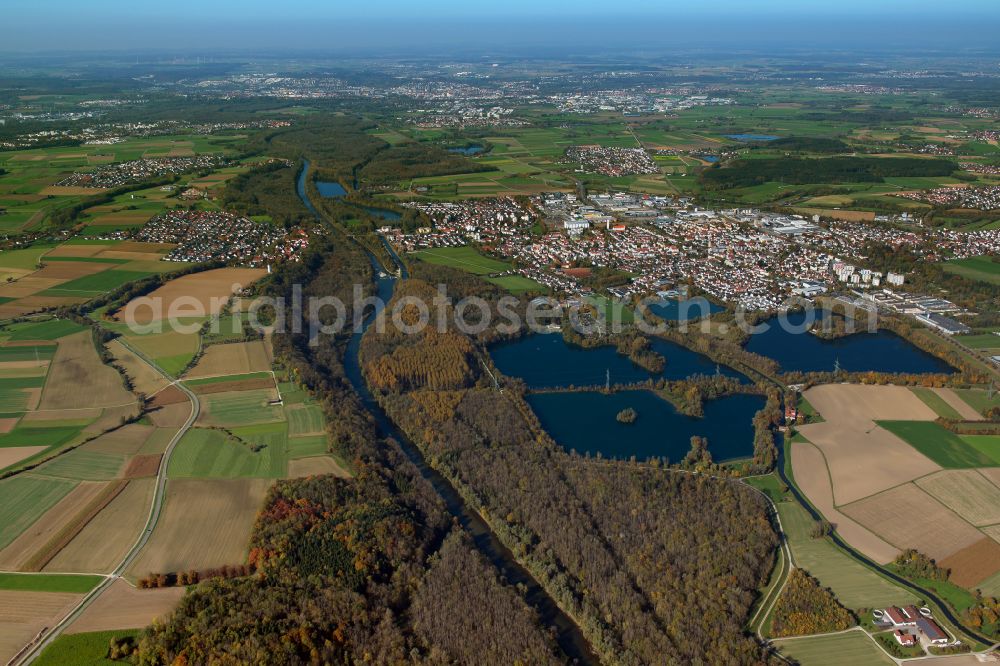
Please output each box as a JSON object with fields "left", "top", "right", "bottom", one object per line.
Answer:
{"left": 41, "top": 269, "right": 153, "bottom": 297}
{"left": 287, "top": 434, "right": 329, "bottom": 458}
{"left": 878, "top": 420, "right": 1000, "bottom": 467}
{"left": 200, "top": 389, "right": 285, "bottom": 427}
{"left": 774, "top": 630, "right": 894, "bottom": 666}
{"left": 0, "top": 572, "right": 102, "bottom": 593}
{"left": 486, "top": 275, "right": 547, "bottom": 294}
{"left": 953, "top": 388, "right": 1000, "bottom": 415}
{"left": 0, "top": 344, "right": 56, "bottom": 362}
{"left": 411, "top": 246, "right": 512, "bottom": 275}
{"left": 3, "top": 318, "right": 86, "bottom": 341}
{"left": 777, "top": 501, "right": 915, "bottom": 609}
{"left": 167, "top": 425, "right": 285, "bottom": 478}
{"left": 910, "top": 387, "right": 963, "bottom": 420}
{"left": 0, "top": 474, "right": 78, "bottom": 549}
{"left": 956, "top": 333, "right": 1000, "bottom": 350}
{"left": 944, "top": 256, "right": 1000, "bottom": 285}
{"left": 285, "top": 404, "right": 325, "bottom": 436}
{"left": 184, "top": 371, "right": 272, "bottom": 387}
{"left": 35, "top": 629, "right": 141, "bottom": 666}
{"left": 0, "top": 424, "right": 86, "bottom": 449}
{"left": 37, "top": 449, "right": 125, "bottom": 481}
{"left": 960, "top": 435, "right": 1000, "bottom": 465}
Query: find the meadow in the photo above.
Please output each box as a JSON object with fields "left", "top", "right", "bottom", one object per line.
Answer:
{"left": 776, "top": 500, "right": 915, "bottom": 609}
{"left": 943, "top": 256, "right": 1000, "bottom": 285}
{"left": 877, "top": 420, "right": 1000, "bottom": 467}
{"left": 774, "top": 630, "right": 893, "bottom": 666}
{"left": 411, "top": 246, "right": 511, "bottom": 275}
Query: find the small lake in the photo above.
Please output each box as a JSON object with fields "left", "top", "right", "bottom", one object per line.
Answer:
{"left": 646, "top": 297, "right": 724, "bottom": 322}
{"left": 315, "top": 180, "right": 401, "bottom": 221}
{"left": 316, "top": 180, "right": 348, "bottom": 198}
{"left": 527, "top": 390, "right": 764, "bottom": 462}
{"left": 490, "top": 333, "right": 747, "bottom": 388}
{"left": 744, "top": 311, "right": 955, "bottom": 374}
{"left": 725, "top": 134, "right": 780, "bottom": 142}
{"left": 695, "top": 154, "right": 720, "bottom": 163}
{"left": 448, "top": 144, "right": 486, "bottom": 155}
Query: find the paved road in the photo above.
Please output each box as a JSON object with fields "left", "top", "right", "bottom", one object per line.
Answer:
{"left": 13, "top": 341, "right": 200, "bottom": 665}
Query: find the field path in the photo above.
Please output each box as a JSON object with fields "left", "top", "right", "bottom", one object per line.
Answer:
{"left": 12, "top": 339, "right": 199, "bottom": 665}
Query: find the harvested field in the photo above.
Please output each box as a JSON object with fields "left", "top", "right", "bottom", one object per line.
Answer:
{"left": 939, "top": 538, "right": 1000, "bottom": 588}
{"left": 66, "top": 579, "right": 183, "bottom": 634}
{"left": 139, "top": 428, "right": 177, "bottom": 454}
{"left": 932, "top": 388, "right": 983, "bottom": 421}
{"left": 30, "top": 261, "right": 113, "bottom": 281}
{"left": 148, "top": 402, "right": 192, "bottom": 428}
{"left": 123, "top": 454, "right": 161, "bottom": 478}
{"left": 803, "top": 384, "right": 938, "bottom": 422}
{"left": 106, "top": 339, "right": 172, "bottom": 396}
{"left": 116, "top": 267, "right": 266, "bottom": 325}
{"left": 797, "top": 385, "right": 941, "bottom": 505}
{"left": 0, "top": 445, "right": 46, "bottom": 470}
{"left": 841, "top": 484, "right": 984, "bottom": 561}
{"left": 187, "top": 376, "right": 275, "bottom": 395}
{"left": 185, "top": 340, "right": 270, "bottom": 378}
{"left": 81, "top": 424, "right": 155, "bottom": 456}
{"left": 916, "top": 470, "right": 1000, "bottom": 526}
{"left": 43, "top": 245, "right": 110, "bottom": 258}
{"left": 985, "top": 524, "right": 1000, "bottom": 544}
{"left": 287, "top": 456, "right": 351, "bottom": 478}
{"left": 0, "top": 590, "right": 83, "bottom": 665}
{"left": 22, "top": 481, "right": 129, "bottom": 572}
{"left": 147, "top": 384, "right": 189, "bottom": 408}
{"left": 94, "top": 250, "right": 167, "bottom": 261}
{"left": 113, "top": 241, "right": 173, "bottom": 254}
{"left": 128, "top": 478, "right": 269, "bottom": 575}
{"left": 790, "top": 439, "right": 900, "bottom": 564}
{"left": 46, "top": 479, "right": 154, "bottom": 574}
{"left": 0, "top": 481, "right": 110, "bottom": 570}
{"left": 38, "top": 331, "right": 135, "bottom": 411}
{"left": 82, "top": 404, "right": 140, "bottom": 434}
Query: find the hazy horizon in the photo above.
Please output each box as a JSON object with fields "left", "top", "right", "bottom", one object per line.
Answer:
{"left": 4, "top": 0, "right": 1000, "bottom": 55}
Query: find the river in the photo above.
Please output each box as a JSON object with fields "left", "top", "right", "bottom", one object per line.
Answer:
{"left": 296, "top": 160, "right": 597, "bottom": 664}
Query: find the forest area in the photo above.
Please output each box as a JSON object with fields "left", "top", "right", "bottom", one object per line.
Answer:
{"left": 135, "top": 190, "right": 566, "bottom": 664}
{"left": 360, "top": 266, "right": 782, "bottom": 665}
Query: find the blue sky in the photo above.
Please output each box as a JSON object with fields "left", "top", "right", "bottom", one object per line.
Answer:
{"left": 3, "top": 0, "right": 1000, "bottom": 52}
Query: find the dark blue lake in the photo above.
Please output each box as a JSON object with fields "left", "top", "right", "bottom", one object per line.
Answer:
{"left": 490, "top": 333, "right": 747, "bottom": 388}
{"left": 527, "top": 390, "right": 764, "bottom": 462}
{"left": 646, "top": 297, "right": 724, "bottom": 322}
{"left": 695, "top": 154, "right": 720, "bottom": 163}
{"left": 744, "top": 311, "right": 955, "bottom": 374}
{"left": 726, "top": 134, "right": 780, "bottom": 142}
{"left": 315, "top": 181, "right": 401, "bottom": 221}
{"left": 316, "top": 181, "right": 348, "bottom": 198}
{"left": 448, "top": 144, "right": 485, "bottom": 155}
